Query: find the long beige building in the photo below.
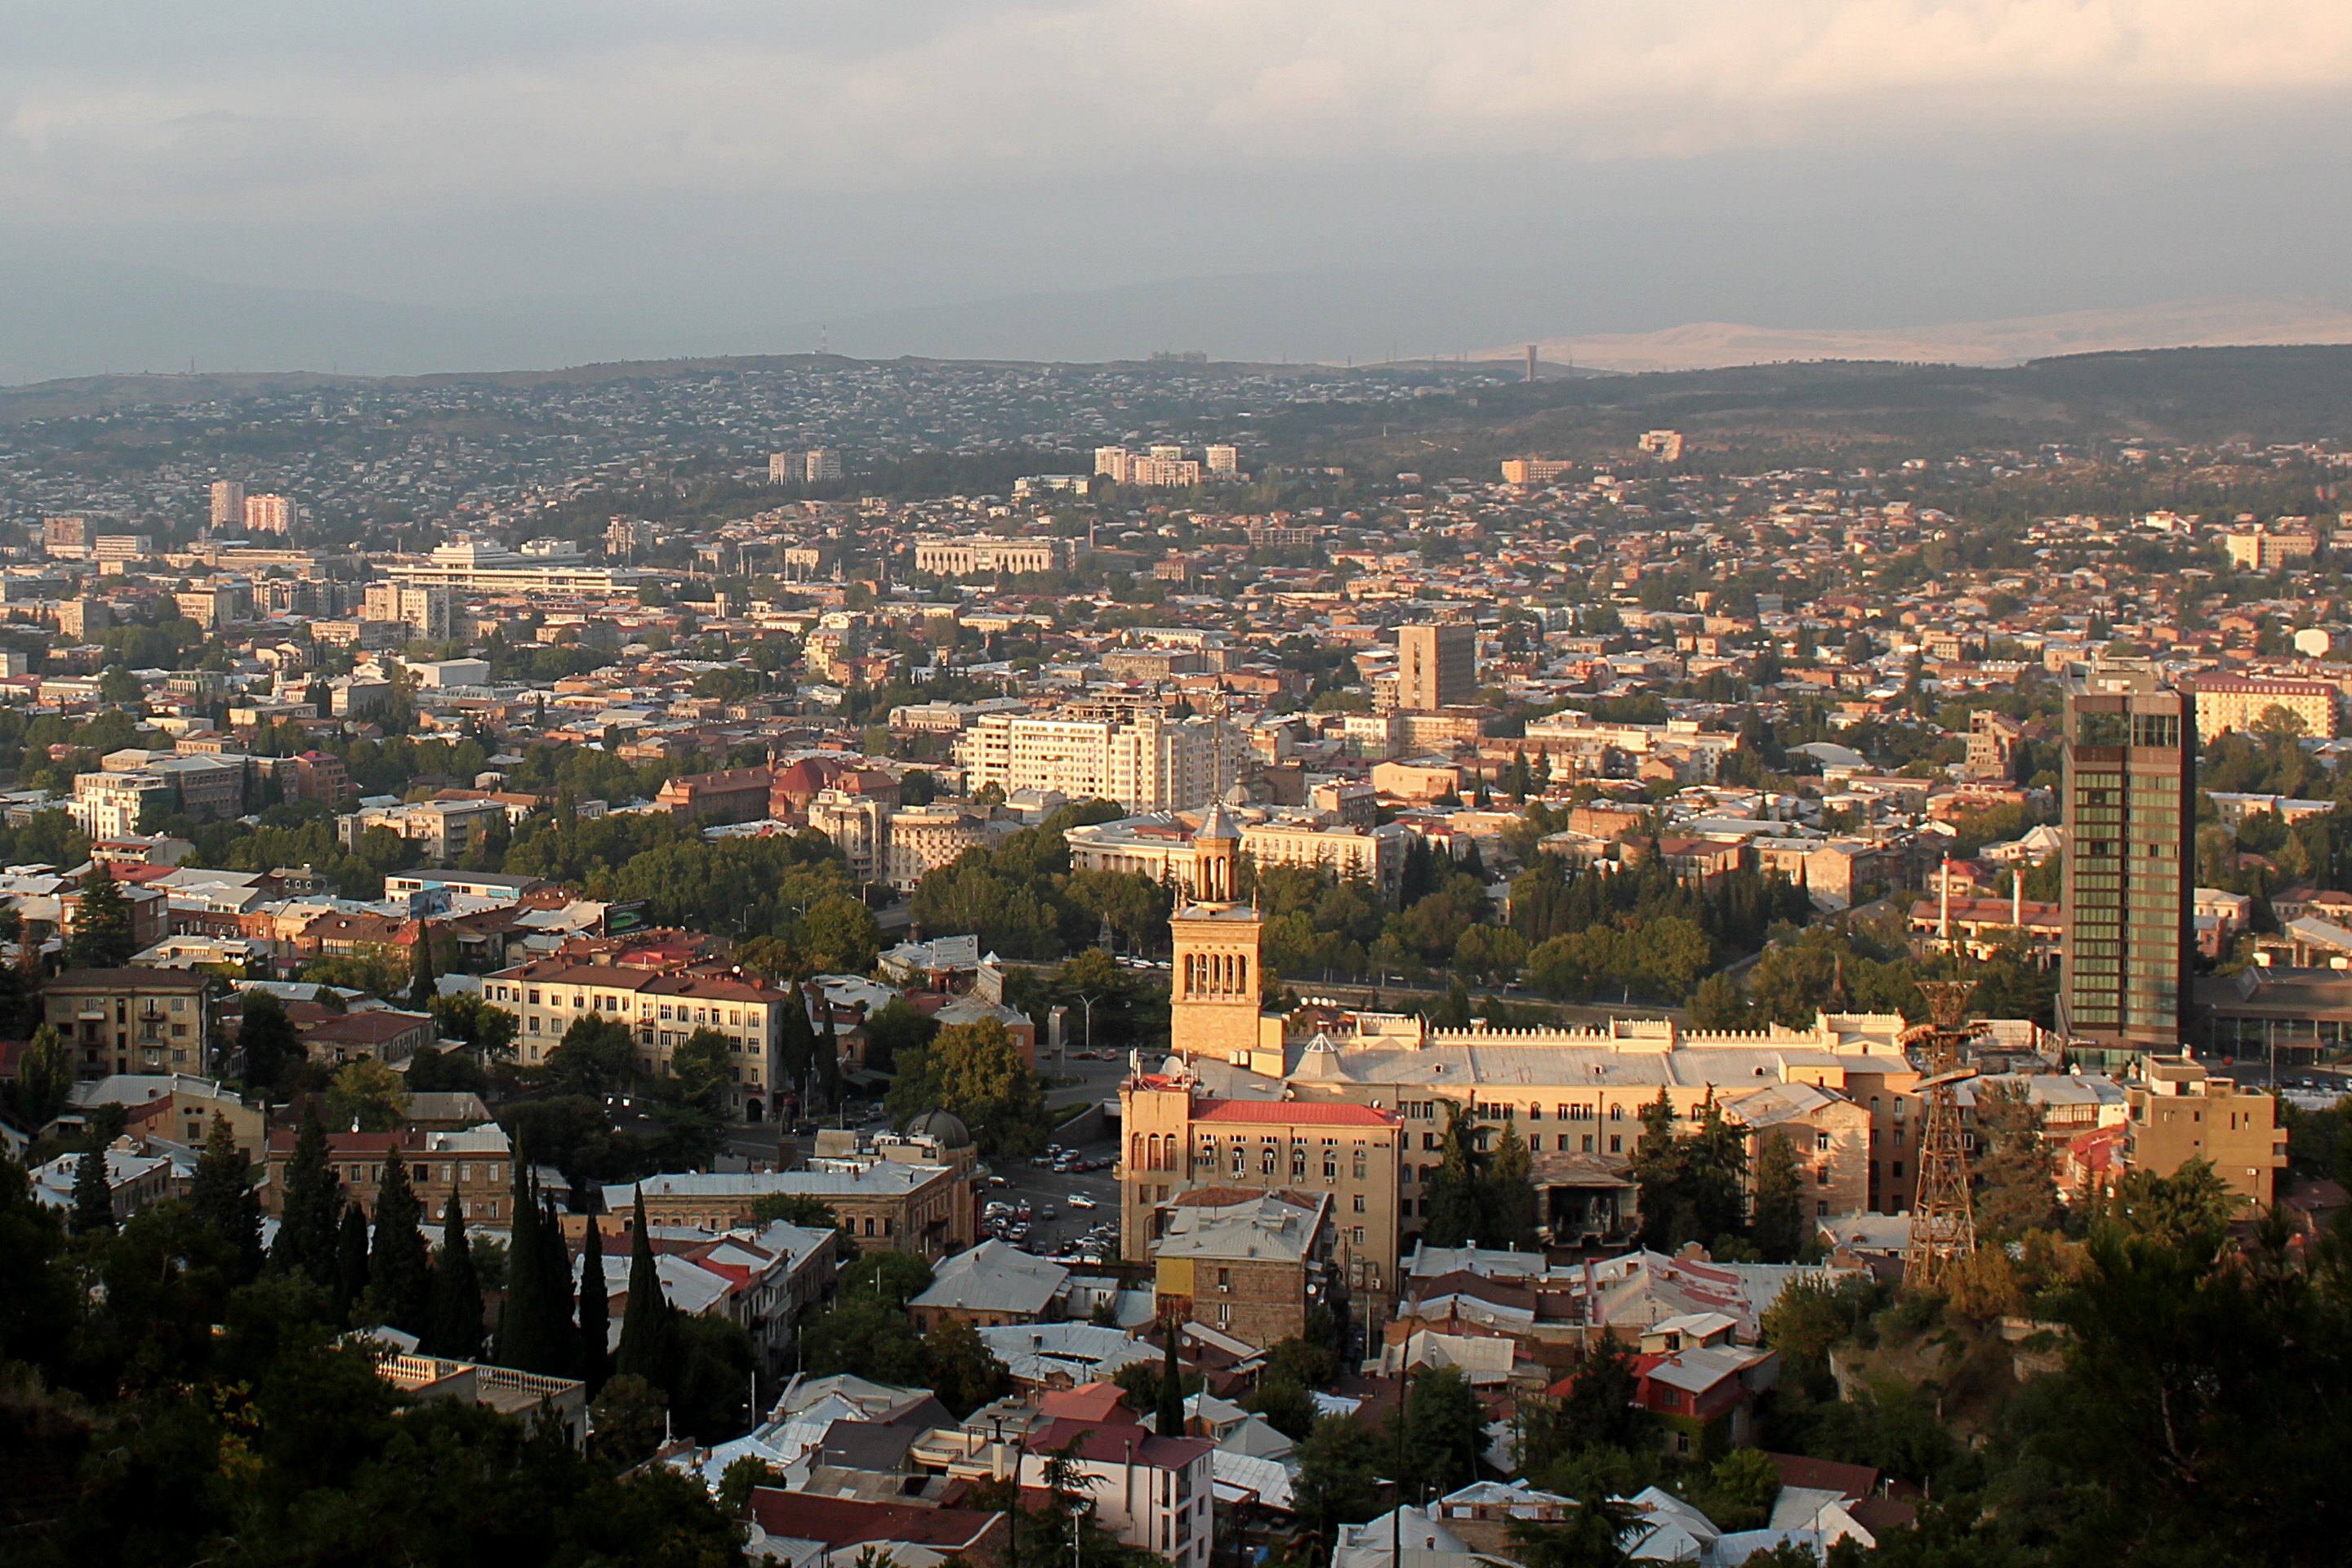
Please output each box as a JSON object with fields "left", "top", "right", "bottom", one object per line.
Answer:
{"left": 1065, "top": 808, "right": 1408, "bottom": 898}
{"left": 913, "top": 535, "right": 1076, "bottom": 577}
{"left": 483, "top": 960, "right": 798, "bottom": 1120}
{"left": 2187, "top": 674, "right": 2336, "bottom": 740}
{"left": 956, "top": 709, "right": 1237, "bottom": 813}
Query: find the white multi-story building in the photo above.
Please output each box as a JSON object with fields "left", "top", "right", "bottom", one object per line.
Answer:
{"left": 209, "top": 480, "right": 246, "bottom": 528}
{"left": 340, "top": 798, "right": 508, "bottom": 861}
{"left": 1205, "top": 444, "right": 1240, "bottom": 478}
{"left": 1066, "top": 810, "right": 1408, "bottom": 898}
{"left": 808, "top": 789, "right": 889, "bottom": 884}
{"left": 912, "top": 535, "right": 1076, "bottom": 577}
{"left": 956, "top": 710, "right": 1236, "bottom": 814}
{"left": 1017, "top": 1415, "right": 1212, "bottom": 1568}
{"left": 483, "top": 961, "right": 795, "bottom": 1119}
{"left": 362, "top": 582, "right": 457, "bottom": 641}
{"left": 385, "top": 540, "right": 645, "bottom": 595}
{"left": 243, "top": 493, "right": 300, "bottom": 535}
{"left": 884, "top": 804, "right": 994, "bottom": 891}
{"left": 72, "top": 771, "right": 174, "bottom": 839}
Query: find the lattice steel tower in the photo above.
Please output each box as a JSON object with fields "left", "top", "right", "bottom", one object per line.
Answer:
{"left": 1904, "top": 979, "right": 1982, "bottom": 1290}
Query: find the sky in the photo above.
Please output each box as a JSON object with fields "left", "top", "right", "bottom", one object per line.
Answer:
{"left": 4, "top": 1, "right": 2352, "bottom": 377}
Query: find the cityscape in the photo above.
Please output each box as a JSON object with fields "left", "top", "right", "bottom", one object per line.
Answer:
{"left": 5, "top": 7, "right": 2351, "bottom": 1568}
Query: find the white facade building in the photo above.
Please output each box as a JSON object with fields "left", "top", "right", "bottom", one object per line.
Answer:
{"left": 956, "top": 710, "right": 1236, "bottom": 813}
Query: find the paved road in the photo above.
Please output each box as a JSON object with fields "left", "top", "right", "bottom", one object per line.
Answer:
{"left": 2203, "top": 1056, "right": 2352, "bottom": 1097}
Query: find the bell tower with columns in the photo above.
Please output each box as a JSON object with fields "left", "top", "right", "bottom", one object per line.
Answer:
{"left": 1169, "top": 803, "right": 1267, "bottom": 1063}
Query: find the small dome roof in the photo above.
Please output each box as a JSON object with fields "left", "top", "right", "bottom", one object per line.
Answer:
{"left": 1196, "top": 800, "right": 1241, "bottom": 843}
{"left": 907, "top": 1109, "right": 973, "bottom": 1148}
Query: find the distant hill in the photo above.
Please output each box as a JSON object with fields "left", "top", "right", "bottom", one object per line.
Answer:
{"left": 1503, "top": 298, "right": 2352, "bottom": 373}
{"left": 1241, "top": 346, "right": 2352, "bottom": 468}
{"left": 4, "top": 343, "right": 2349, "bottom": 461}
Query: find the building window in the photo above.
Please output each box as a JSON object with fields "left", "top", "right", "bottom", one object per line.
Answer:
{"left": 1352, "top": 1227, "right": 1365, "bottom": 1245}
{"left": 1610, "top": 1135, "right": 1623, "bottom": 1154}
{"left": 1352, "top": 1194, "right": 1365, "bottom": 1213}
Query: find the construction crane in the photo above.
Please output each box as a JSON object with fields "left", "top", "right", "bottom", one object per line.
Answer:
{"left": 1903, "top": 979, "right": 1982, "bottom": 1290}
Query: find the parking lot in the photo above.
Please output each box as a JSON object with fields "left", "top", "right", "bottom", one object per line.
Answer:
{"left": 982, "top": 1124, "right": 1125, "bottom": 1262}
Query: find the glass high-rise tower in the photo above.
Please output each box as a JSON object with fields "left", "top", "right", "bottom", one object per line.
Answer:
{"left": 2060, "top": 662, "right": 2193, "bottom": 1061}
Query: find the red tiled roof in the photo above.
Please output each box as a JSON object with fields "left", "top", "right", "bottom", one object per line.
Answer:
{"left": 1036, "top": 1381, "right": 1129, "bottom": 1425}
{"left": 1025, "top": 1417, "right": 1211, "bottom": 1469}
{"left": 746, "top": 1492, "right": 1003, "bottom": 1555}
{"left": 1194, "top": 1099, "right": 1400, "bottom": 1127}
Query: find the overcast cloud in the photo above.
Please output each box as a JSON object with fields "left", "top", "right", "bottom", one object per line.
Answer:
{"left": 2, "top": 2, "right": 2349, "bottom": 375}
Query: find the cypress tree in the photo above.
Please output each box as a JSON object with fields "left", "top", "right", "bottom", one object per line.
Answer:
{"left": 69, "top": 1143, "right": 114, "bottom": 1236}
{"left": 271, "top": 1107, "right": 343, "bottom": 1289}
{"left": 336, "top": 1203, "right": 372, "bottom": 1321}
{"left": 426, "top": 1192, "right": 483, "bottom": 1360}
{"left": 189, "top": 1111, "right": 263, "bottom": 1280}
{"left": 496, "top": 1156, "right": 546, "bottom": 1370}
{"left": 536, "top": 1192, "right": 576, "bottom": 1376}
{"left": 615, "top": 1186, "right": 674, "bottom": 1391}
{"left": 578, "top": 1205, "right": 612, "bottom": 1398}
{"left": 1156, "top": 1319, "right": 1186, "bottom": 1438}
{"left": 816, "top": 1004, "right": 841, "bottom": 1098}
{"left": 777, "top": 983, "right": 817, "bottom": 1106}
{"left": 369, "top": 1150, "right": 432, "bottom": 1334}
{"left": 407, "top": 922, "right": 438, "bottom": 1011}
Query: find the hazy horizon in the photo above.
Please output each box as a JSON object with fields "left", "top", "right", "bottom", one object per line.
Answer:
{"left": 7, "top": 2, "right": 2352, "bottom": 380}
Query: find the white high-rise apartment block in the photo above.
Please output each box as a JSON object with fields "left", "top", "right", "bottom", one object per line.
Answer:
{"left": 243, "top": 493, "right": 299, "bottom": 535}
{"left": 956, "top": 709, "right": 1236, "bottom": 813}
{"left": 210, "top": 480, "right": 246, "bottom": 528}
{"left": 803, "top": 448, "right": 842, "bottom": 483}
{"left": 1205, "top": 444, "right": 1240, "bottom": 478}
{"left": 73, "top": 771, "right": 174, "bottom": 839}
{"left": 1094, "top": 446, "right": 1134, "bottom": 483}
{"left": 363, "top": 582, "right": 457, "bottom": 641}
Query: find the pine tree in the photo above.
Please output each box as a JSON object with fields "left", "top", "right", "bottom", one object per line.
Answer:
{"left": 426, "top": 1192, "right": 484, "bottom": 1360}
{"left": 407, "top": 923, "right": 438, "bottom": 1011}
{"left": 271, "top": 1107, "right": 343, "bottom": 1289}
{"left": 615, "top": 1187, "right": 675, "bottom": 1392}
{"left": 1156, "top": 1320, "right": 1186, "bottom": 1437}
{"left": 1481, "top": 1115, "right": 1539, "bottom": 1249}
{"left": 67, "top": 864, "right": 136, "bottom": 969}
{"left": 1423, "top": 1103, "right": 1487, "bottom": 1248}
{"left": 336, "top": 1203, "right": 372, "bottom": 1322}
{"left": 189, "top": 1111, "right": 263, "bottom": 1280}
{"left": 69, "top": 1143, "right": 114, "bottom": 1235}
{"left": 578, "top": 1206, "right": 612, "bottom": 1398}
{"left": 13, "top": 1023, "right": 74, "bottom": 1126}
{"left": 369, "top": 1150, "right": 433, "bottom": 1334}
{"left": 237, "top": 991, "right": 302, "bottom": 1097}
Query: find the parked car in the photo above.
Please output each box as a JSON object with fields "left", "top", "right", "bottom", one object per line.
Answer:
{"left": 1067, "top": 1194, "right": 1097, "bottom": 1209}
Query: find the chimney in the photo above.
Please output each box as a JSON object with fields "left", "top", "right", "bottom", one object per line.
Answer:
{"left": 2012, "top": 866, "right": 2024, "bottom": 928}
{"left": 1939, "top": 858, "right": 1951, "bottom": 943}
